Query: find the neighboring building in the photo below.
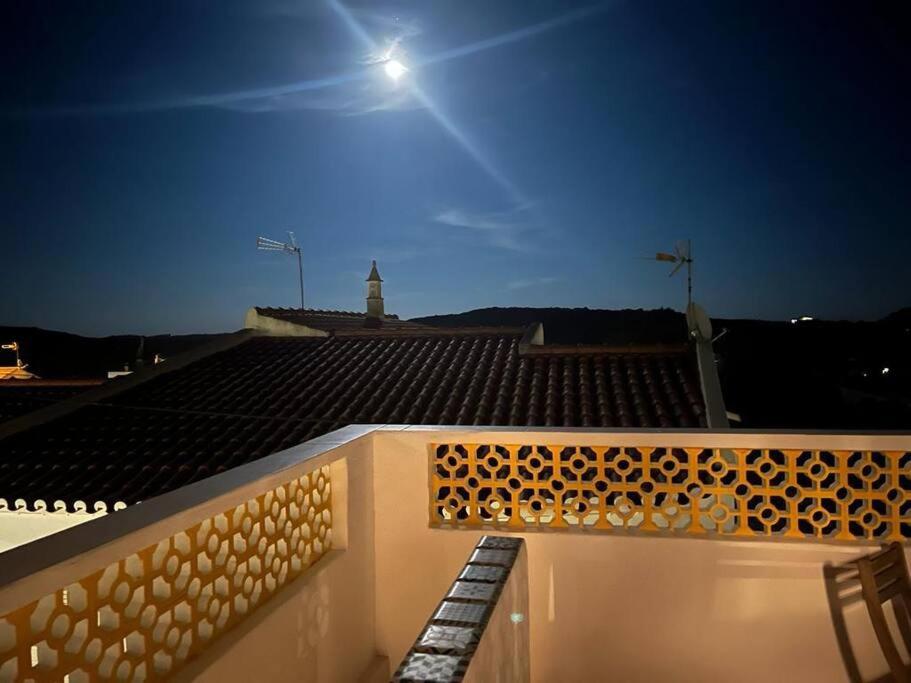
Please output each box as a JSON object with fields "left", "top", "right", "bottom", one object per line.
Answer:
{"left": 0, "top": 367, "right": 35, "bottom": 381}
{"left": 0, "top": 342, "right": 34, "bottom": 380}
{"left": 245, "top": 261, "right": 428, "bottom": 337}
{"left": 0, "top": 339, "right": 104, "bottom": 425}
{"left": 244, "top": 307, "right": 428, "bottom": 336}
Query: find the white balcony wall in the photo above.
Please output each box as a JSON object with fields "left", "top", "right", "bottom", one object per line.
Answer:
{"left": 0, "top": 508, "right": 103, "bottom": 553}
{"left": 0, "top": 426, "right": 907, "bottom": 682}
{"left": 0, "top": 427, "right": 385, "bottom": 683}
{"left": 181, "top": 436, "right": 381, "bottom": 682}
{"left": 371, "top": 427, "right": 911, "bottom": 683}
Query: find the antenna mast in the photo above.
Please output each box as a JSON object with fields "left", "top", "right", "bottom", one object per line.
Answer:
{"left": 653, "top": 239, "right": 693, "bottom": 309}
{"left": 256, "top": 232, "right": 304, "bottom": 309}
{"left": 1, "top": 341, "right": 22, "bottom": 368}
{"left": 685, "top": 240, "right": 692, "bottom": 309}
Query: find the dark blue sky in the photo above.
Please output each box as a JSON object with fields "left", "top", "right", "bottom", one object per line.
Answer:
{"left": 2, "top": 0, "right": 909, "bottom": 335}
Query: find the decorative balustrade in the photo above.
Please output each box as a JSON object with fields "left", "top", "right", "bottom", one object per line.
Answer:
{"left": 0, "top": 465, "right": 332, "bottom": 682}
{"left": 430, "top": 444, "right": 911, "bottom": 542}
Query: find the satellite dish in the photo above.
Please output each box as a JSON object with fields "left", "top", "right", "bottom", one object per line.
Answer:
{"left": 686, "top": 302, "right": 712, "bottom": 341}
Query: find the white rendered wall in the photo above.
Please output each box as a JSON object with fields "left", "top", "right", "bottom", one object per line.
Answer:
{"left": 243, "top": 308, "right": 328, "bottom": 337}
{"left": 371, "top": 428, "right": 910, "bottom": 683}
{"left": 0, "top": 510, "right": 99, "bottom": 553}
{"left": 180, "top": 442, "right": 381, "bottom": 683}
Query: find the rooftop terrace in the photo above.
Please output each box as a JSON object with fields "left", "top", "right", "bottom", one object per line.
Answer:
{"left": 0, "top": 425, "right": 908, "bottom": 682}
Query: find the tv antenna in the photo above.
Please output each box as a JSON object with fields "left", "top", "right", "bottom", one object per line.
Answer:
{"left": 257, "top": 232, "right": 304, "bottom": 310}
{"left": 1, "top": 341, "right": 22, "bottom": 368}
{"left": 652, "top": 239, "right": 693, "bottom": 309}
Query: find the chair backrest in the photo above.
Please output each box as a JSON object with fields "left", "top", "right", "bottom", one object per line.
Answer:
{"left": 856, "top": 542, "right": 911, "bottom": 682}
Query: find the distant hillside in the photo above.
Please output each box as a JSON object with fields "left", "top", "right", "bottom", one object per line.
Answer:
{"left": 412, "top": 307, "right": 687, "bottom": 345}
{"left": 882, "top": 307, "right": 911, "bottom": 324}
{"left": 711, "top": 314, "right": 910, "bottom": 429}
{"left": 0, "top": 326, "right": 231, "bottom": 379}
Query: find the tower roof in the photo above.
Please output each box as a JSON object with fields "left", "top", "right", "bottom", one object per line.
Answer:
{"left": 366, "top": 260, "right": 383, "bottom": 282}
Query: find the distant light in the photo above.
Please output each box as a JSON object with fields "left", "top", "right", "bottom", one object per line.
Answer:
{"left": 862, "top": 371, "right": 869, "bottom": 378}
{"left": 799, "top": 316, "right": 814, "bottom": 322}
{"left": 384, "top": 59, "right": 408, "bottom": 81}
{"left": 790, "top": 319, "right": 798, "bottom": 324}
{"left": 882, "top": 367, "right": 890, "bottom": 375}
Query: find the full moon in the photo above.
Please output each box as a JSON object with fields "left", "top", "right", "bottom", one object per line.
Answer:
{"left": 384, "top": 59, "right": 408, "bottom": 81}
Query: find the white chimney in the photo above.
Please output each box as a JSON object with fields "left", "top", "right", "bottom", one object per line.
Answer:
{"left": 366, "top": 260, "right": 384, "bottom": 320}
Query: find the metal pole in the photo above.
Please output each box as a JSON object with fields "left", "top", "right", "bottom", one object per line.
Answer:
{"left": 687, "top": 240, "right": 693, "bottom": 309}
{"left": 687, "top": 259, "right": 692, "bottom": 309}
{"left": 297, "top": 249, "right": 304, "bottom": 310}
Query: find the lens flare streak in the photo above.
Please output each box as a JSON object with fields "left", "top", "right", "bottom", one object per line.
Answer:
{"left": 325, "top": 0, "right": 526, "bottom": 204}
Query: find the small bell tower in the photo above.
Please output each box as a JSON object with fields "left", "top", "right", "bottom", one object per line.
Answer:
{"left": 366, "top": 260, "right": 384, "bottom": 320}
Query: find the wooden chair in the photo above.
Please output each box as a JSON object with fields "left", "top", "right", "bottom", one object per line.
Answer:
{"left": 856, "top": 542, "right": 911, "bottom": 682}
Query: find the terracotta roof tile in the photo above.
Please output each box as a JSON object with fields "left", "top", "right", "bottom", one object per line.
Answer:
{"left": 254, "top": 307, "right": 428, "bottom": 333}
{"left": 0, "top": 381, "right": 102, "bottom": 425}
{"left": 0, "top": 334, "right": 706, "bottom": 510}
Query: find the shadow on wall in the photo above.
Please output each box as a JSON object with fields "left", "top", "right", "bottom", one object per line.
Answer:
{"left": 823, "top": 550, "right": 907, "bottom": 683}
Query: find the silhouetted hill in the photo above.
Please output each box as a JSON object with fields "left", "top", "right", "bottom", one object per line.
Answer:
{"left": 882, "top": 307, "right": 911, "bottom": 324}
{"left": 0, "top": 326, "right": 231, "bottom": 379}
{"left": 712, "top": 316, "right": 910, "bottom": 429}
{"left": 412, "top": 307, "right": 687, "bottom": 345}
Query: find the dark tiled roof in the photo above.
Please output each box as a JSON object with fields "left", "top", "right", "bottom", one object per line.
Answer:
{"left": 0, "top": 381, "right": 102, "bottom": 425}
{"left": 254, "top": 307, "right": 428, "bottom": 333}
{"left": 0, "top": 334, "right": 705, "bottom": 510}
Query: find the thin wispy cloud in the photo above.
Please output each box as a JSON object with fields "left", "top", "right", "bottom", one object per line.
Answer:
{"left": 351, "top": 9, "right": 422, "bottom": 37}
{"left": 422, "top": 2, "right": 615, "bottom": 68}
{"left": 218, "top": 80, "right": 420, "bottom": 115}
{"left": 361, "top": 245, "right": 439, "bottom": 264}
{"left": 507, "top": 276, "right": 560, "bottom": 290}
{"left": 354, "top": 10, "right": 422, "bottom": 65}
{"left": 7, "top": 2, "right": 612, "bottom": 119}
{"left": 433, "top": 205, "right": 537, "bottom": 252}
{"left": 9, "top": 71, "right": 368, "bottom": 118}
{"left": 325, "top": 0, "right": 528, "bottom": 205}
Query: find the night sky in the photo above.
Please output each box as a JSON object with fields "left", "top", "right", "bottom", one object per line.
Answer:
{"left": 2, "top": 0, "right": 909, "bottom": 336}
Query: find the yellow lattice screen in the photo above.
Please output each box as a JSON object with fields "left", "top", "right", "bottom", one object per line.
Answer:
{"left": 430, "top": 444, "right": 911, "bottom": 542}
{"left": 0, "top": 465, "right": 332, "bottom": 682}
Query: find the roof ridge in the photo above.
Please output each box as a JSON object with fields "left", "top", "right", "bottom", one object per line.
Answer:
{"left": 255, "top": 307, "right": 404, "bottom": 321}
{"left": 257, "top": 307, "right": 364, "bottom": 317}
{"left": 0, "top": 379, "right": 105, "bottom": 387}
{"left": 331, "top": 326, "right": 525, "bottom": 338}
{"left": 520, "top": 343, "right": 690, "bottom": 356}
